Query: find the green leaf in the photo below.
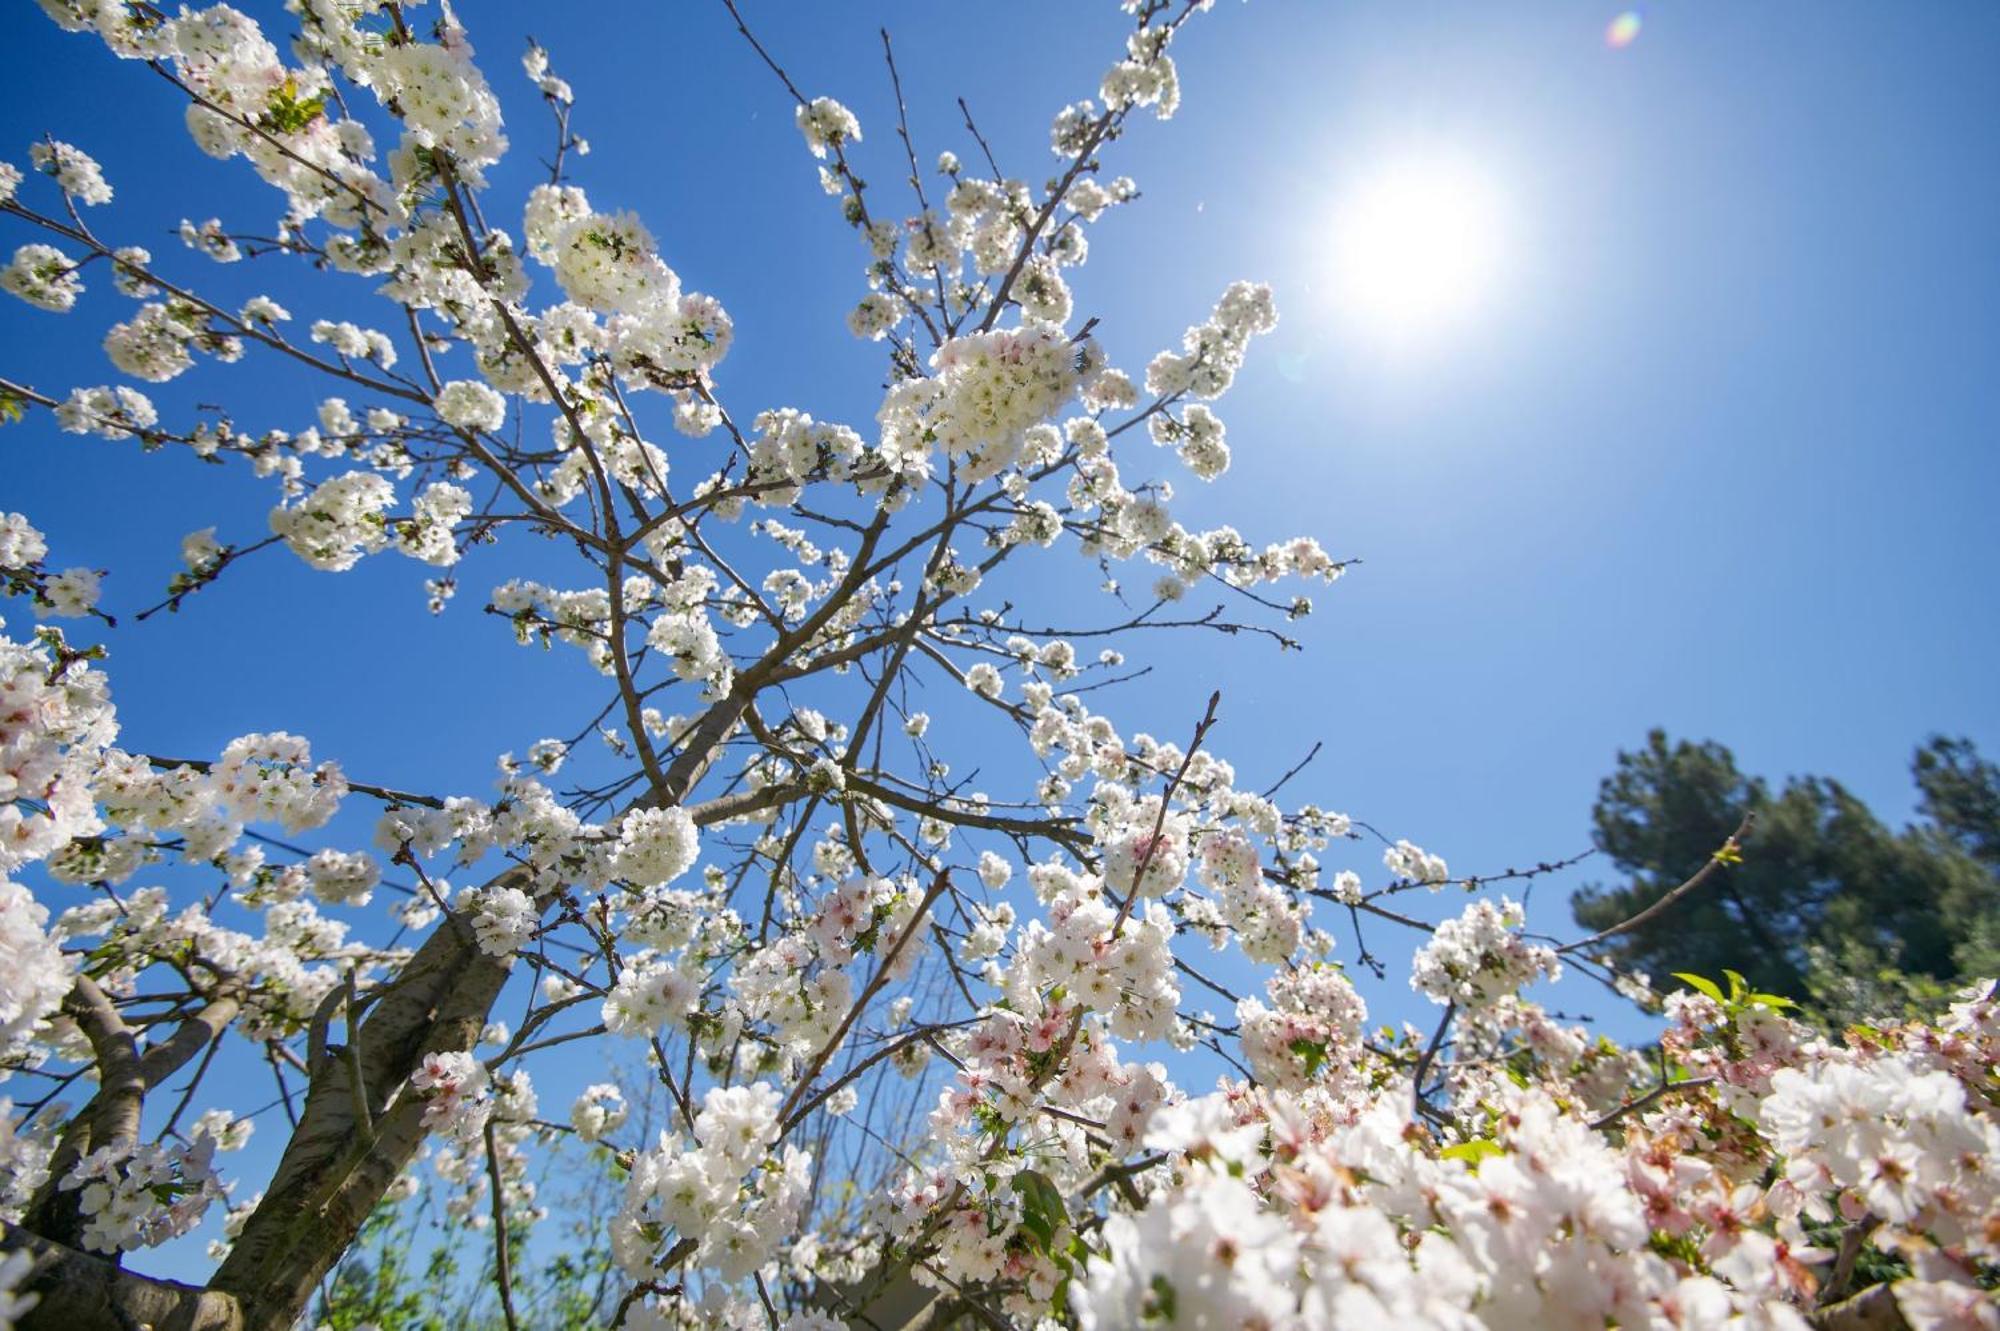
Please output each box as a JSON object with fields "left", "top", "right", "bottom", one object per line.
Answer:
{"left": 262, "top": 76, "right": 327, "bottom": 135}
{"left": 1440, "top": 1139, "right": 1504, "bottom": 1164}
{"left": 1673, "top": 972, "right": 1726, "bottom": 1004}
{"left": 1010, "top": 1169, "right": 1068, "bottom": 1252}
{"left": 1146, "top": 1273, "right": 1178, "bottom": 1322}
{"left": 1649, "top": 1229, "right": 1703, "bottom": 1266}
{"left": 1288, "top": 1036, "right": 1329, "bottom": 1078}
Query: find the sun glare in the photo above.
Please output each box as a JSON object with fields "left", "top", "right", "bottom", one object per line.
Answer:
{"left": 1331, "top": 155, "right": 1505, "bottom": 344}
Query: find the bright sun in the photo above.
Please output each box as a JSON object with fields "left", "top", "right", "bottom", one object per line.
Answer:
{"left": 1331, "top": 155, "right": 1505, "bottom": 343}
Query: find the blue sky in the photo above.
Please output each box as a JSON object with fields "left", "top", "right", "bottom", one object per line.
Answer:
{"left": 5, "top": 0, "right": 1999, "bottom": 1287}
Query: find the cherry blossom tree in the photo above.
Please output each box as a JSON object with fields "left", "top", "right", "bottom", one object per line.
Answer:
{"left": 0, "top": 3, "right": 1995, "bottom": 1331}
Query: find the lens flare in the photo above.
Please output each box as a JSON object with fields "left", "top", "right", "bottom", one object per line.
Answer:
{"left": 1606, "top": 11, "right": 1643, "bottom": 49}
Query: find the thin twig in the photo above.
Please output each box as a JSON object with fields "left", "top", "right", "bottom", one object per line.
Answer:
{"left": 484, "top": 1118, "right": 523, "bottom": 1331}
{"left": 1589, "top": 1075, "right": 1715, "bottom": 1130}
{"left": 1411, "top": 1000, "right": 1455, "bottom": 1120}
{"left": 1562, "top": 814, "right": 1757, "bottom": 954}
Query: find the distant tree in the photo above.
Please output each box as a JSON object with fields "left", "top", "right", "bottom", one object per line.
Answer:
{"left": 1572, "top": 731, "right": 2000, "bottom": 1019}
{"left": 1915, "top": 736, "right": 2000, "bottom": 868}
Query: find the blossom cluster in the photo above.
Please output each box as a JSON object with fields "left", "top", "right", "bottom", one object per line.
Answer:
{"left": 1411, "top": 897, "right": 1563, "bottom": 1010}
{"left": 1071, "top": 983, "right": 2000, "bottom": 1331}
{"left": 613, "top": 1083, "right": 814, "bottom": 1282}
{"left": 410, "top": 1050, "right": 493, "bottom": 1142}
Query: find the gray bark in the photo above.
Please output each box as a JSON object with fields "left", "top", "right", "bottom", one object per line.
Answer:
{"left": 2, "top": 1224, "right": 244, "bottom": 1331}
{"left": 1808, "top": 1283, "right": 1913, "bottom": 1331}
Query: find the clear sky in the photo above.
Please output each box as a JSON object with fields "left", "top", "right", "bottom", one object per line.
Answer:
{"left": 5, "top": 0, "right": 1999, "bottom": 1285}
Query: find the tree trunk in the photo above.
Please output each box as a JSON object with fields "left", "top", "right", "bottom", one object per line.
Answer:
{"left": 206, "top": 891, "right": 516, "bottom": 1328}
{"left": 203, "top": 692, "right": 753, "bottom": 1328}
{"left": 2, "top": 1224, "right": 244, "bottom": 1331}
{"left": 12, "top": 675, "right": 771, "bottom": 1328}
